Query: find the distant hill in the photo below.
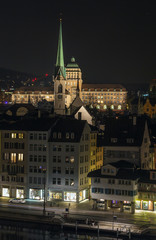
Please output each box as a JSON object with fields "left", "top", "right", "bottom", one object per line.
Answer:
{"left": 0, "top": 68, "right": 53, "bottom": 91}
{"left": 0, "top": 67, "right": 36, "bottom": 91}
{"left": 124, "top": 83, "right": 149, "bottom": 92}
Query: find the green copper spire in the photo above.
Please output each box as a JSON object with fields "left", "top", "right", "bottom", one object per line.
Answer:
{"left": 55, "top": 18, "right": 66, "bottom": 79}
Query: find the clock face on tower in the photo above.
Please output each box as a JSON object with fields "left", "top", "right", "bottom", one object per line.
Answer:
{"left": 58, "top": 95, "right": 62, "bottom": 100}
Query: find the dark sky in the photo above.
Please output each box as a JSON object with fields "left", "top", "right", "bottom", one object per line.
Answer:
{"left": 0, "top": 0, "right": 156, "bottom": 86}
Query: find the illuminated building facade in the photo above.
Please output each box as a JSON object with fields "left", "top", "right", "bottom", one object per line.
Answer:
{"left": 0, "top": 117, "right": 101, "bottom": 203}
{"left": 0, "top": 130, "right": 27, "bottom": 199}
{"left": 103, "top": 116, "right": 153, "bottom": 170}
{"left": 88, "top": 161, "right": 156, "bottom": 213}
{"left": 82, "top": 84, "right": 127, "bottom": 111}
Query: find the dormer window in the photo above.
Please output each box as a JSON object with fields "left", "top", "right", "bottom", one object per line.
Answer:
{"left": 53, "top": 132, "right": 57, "bottom": 138}
{"left": 71, "top": 132, "right": 74, "bottom": 139}
{"left": 127, "top": 138, "right": 134, "bottom": 143}
{"left": 58, "top": 132, "right": 62, "bottom": 139}
{"left": 66, "top": 133, "right": 69, "bottom": 139}
{"left": 111, "top": 138, "right": 118, "bottom": 143}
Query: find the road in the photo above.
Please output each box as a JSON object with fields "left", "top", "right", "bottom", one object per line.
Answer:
{"left": 0, "top": 199, "right": 156, "bottom": 227}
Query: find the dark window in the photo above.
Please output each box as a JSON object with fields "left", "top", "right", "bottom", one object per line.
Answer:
{"left": 53, "top": 156, "right": 56, "bottom": 162}
{"left": 58, "top": 145, "right": 62, "bottom": 151}
{"left": 57, "top": 178, "right": 61, "bottom": 185}
{"left": 65, "top": 167, "right": 69, "bottom": 174}
{"left": 53, "top": 178, "right": 56, "bottom": 184}
{"left": 58, "top": 84, "right": 63, "bottom": 93}
{"left": 43, "top": 156, "right": 46, "bottom": 162}
{"left": 65, "top": 156, "right": 69, "bottom": 163}
{"left": 65, "top": 179, "right": 69, "bottom": 185}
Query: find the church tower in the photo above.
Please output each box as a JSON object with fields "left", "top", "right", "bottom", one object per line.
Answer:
{"left": 66, "top": 57, "right": 83, "bottom": 102}
{"left": 53, "top": 18, "right": 66, "bottom": 115}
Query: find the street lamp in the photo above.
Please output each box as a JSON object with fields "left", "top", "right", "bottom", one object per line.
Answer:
{"left": 42, "top": 167, "right": 47, "bottom": 215}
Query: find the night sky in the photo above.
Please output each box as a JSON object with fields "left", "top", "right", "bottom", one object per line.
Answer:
{"left": 0, "top": 0, "right": 156, "bottom": 87}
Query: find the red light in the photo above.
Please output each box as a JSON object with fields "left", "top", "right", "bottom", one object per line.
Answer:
{"left": 34, "top": 77, "right": 37, "bottom": 81}
{"left": 32, "top": 79, "right": 34, "bottom": 82}
{"left": 45, "top": 73, "right": 48, "bottom": 77}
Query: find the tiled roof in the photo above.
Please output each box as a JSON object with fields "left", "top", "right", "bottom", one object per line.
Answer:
{"left": 108, "top": 160, "right": 135, "bottom": 168}
{"left": 0, "top": 117, "right": 58, "bottom": 131}
{"left": 87, "top": 160, "right": 156, "bottom": 183}
{"left": 102, "top": 116, "right": 146, "bottom": 146}
{"left": 87, "top": 168, "right": 139, "bottom": 180}
{"left": 82, "top": 84, "right": 127, "bottom": 91}
{"left": 13, "top": 86, "right": 54, "bottom": 93}
{"left": 6, "top": 104, "right": 35, "bottom": 115}
{"left": 49, "top": 117, "right": 87, "bottom": 142}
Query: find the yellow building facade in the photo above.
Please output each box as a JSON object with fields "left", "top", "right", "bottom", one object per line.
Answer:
{"left": 143, "top": 98, "right": 156, "bottom": 119}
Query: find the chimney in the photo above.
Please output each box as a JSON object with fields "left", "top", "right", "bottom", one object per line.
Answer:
{"left": 38, "top": 110, "right": 41, "bottom": 118}
{"left": 133, "top": 116, "right": 136, "bottom": 125}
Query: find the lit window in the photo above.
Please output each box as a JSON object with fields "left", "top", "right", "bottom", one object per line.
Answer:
{"left": 11, "top": 133, "right": 16, "bottom": 139}
{"left": 66, "top": 133, "right": 69, "bottom": 139}
{"left": 71, "top": 132, "right": 74, "bottom": 139}
{"left": 18, "top": 153, "right": 23, "bottom": 161}
{"left": 4, "top": 153, "right": 9, "bottom": 160}
{"left": 11, "top": 153, "right": 16, "bottom": 163}
{"left": 70, "top": 179, "right": 74, "bottom": 186}
{"left": 70, "top": 156, "right": 74, "bottom": 163}
{"left": 18, "top": 133, "right": 24, "bottom": 139}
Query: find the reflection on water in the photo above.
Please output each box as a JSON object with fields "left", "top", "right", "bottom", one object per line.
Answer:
{"left": 0, "top": 224, "right": 117, "bottom": 240}
{"left": 0, "top": 221, "right": 151, "bottom": 240}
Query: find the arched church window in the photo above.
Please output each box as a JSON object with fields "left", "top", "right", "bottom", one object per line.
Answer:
{"left": 58, "top": 84, "right": 63, "bottom": 93}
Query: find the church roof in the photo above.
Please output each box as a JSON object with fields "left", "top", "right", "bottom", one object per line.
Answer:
{"left": 66, "top": 57, "right": 79, "bottom": 68}
{"left": 54, "top": 18, "right": 66, "bottom": 79}
{"left": 69, "top": 95, "right": 84, "bottom": 115}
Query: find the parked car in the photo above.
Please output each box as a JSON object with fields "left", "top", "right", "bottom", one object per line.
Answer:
{"left": 9, "top": 198, "right": 26, "bottom": 204}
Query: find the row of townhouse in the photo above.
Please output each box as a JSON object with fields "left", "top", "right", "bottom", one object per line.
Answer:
{"left": 0, "top": 116, "right": 103, "bottom": 203}
{"left": 101, "top": 115, "right": 154, "bottom": 170}
{"left": 88, "top": 160, "right": 156, "bottom": 213}
{"left": 87, "top": 115, "right": 156, "bottom": 213}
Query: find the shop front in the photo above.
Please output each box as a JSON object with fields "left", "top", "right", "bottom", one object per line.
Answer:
{"left": 49, "top": 191, "right": 62, "bottom": 201}
{"left": 123, "top": 201, "right": 131, "bottom": 211}
{"left": 29, "top": 189, "right": 43, "bottom": 200}
{"left": 111, "top": 200, "right": 120, "bottom": 208}
{"left": 64, "top": 192, "right": 76, "bottom": 202}
{"left": 79, "top": 189, "right": 88, "bottom": 202}
{"left": 16, "top": 189, "right": 24, "bottom": 199}
{"left": 135, "top": 200, "right": 141, "bottom": 209}
{"left": 2, "top": 187, "right": 10, "bottom": 197}
{"left": 135, "top": 200, "right": 154, "bottom": 211}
